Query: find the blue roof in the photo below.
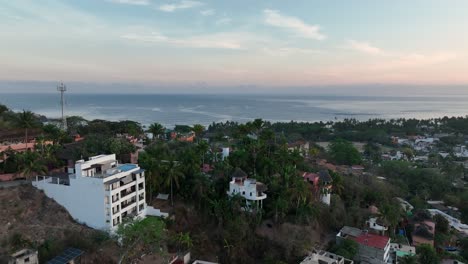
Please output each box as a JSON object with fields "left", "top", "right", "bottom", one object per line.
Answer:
{"left": 47, "top": 248, "right": 84, "bottom": 264}
{"left": 117, "top": 164, "right": 137, "bottom": 172}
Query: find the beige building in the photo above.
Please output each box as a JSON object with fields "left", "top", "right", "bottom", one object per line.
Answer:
{"left": 8, "top": 249, "right": 38, "bottom": 264}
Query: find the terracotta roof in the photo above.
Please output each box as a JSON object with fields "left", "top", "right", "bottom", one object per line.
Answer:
{"left": 302, "top": 172, "right": 319, "bottom": 182}
{"left": 352, "top": 233, "right": 390, "bottom": 250}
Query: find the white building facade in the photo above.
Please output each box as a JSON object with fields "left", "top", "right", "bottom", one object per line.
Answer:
{"left": 227, "top": 168, "right": 267, "bottom": 210}
{"left": 32, "top": 154, "right": 166, "bottom": 231}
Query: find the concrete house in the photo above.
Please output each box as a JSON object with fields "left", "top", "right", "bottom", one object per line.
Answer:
{"left": 337, "top": 226, "right": 391, "bottom": 264}
{"left": 227, "top": 168, "right": 267, "bottom": 211}
{"left": 8, "top": 249, "right": 38, "bottom": 264}
{"left": 300, "top": 249, "right": 354, "bottom": 264}
{"left": 32, "top": 154, "right": 167, "bottom": 231}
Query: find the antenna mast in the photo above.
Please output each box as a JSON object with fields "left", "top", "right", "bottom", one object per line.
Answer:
{"left": 57, "top": 82, "right": 67, "bottom": 131}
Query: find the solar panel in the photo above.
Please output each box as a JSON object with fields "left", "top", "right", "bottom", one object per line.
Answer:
{"left": 47, "top": 248, "right": 84, "bottom": 264}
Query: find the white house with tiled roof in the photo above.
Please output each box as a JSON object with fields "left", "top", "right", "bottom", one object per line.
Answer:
{"left": 227, "top": 168, "right": 267, "bottom": 211}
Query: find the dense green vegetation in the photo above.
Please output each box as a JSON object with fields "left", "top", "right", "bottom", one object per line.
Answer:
{"left": 1, "top": 102, "right": 468, "bottom": 263}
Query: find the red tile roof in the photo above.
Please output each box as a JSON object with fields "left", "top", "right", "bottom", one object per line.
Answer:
{"left": 351, "top": 233, "right": 390, "bottom": 250}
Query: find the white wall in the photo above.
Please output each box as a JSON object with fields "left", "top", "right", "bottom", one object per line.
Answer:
{"left": 33, "top": 176, "right": 107, "bottom": 230}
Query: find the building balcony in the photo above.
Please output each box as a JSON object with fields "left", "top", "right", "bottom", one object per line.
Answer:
{"left": 121, "top": 197, "right": 137, "bottom": 209}
{"left": 121, "top": 186, "right": 136, "bottom": 198}
{"left": 246, "top": 192, "right": 267, "bottom": 201}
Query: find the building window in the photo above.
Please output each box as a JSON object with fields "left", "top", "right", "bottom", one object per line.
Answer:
{"left": 242, "top": 191, "right": 245, "bottom": 195}
{"left": 24, "top": 257, "right": 30, "bottom": 262}
{"left": 250, "top": 192, "right": 252, "bottom": 196}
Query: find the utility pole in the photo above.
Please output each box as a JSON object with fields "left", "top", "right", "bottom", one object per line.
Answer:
{"left": 57, "top": 82, "right": 67, "bottom": 131}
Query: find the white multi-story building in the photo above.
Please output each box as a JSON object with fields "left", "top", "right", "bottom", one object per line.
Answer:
{"left": 227, "top": 168, "right": 267, "bottom": 210}
{"left": 32, "top": 154, "right": 166, "bottom": 231}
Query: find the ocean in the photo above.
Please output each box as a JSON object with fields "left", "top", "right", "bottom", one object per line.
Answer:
{"left": 1, "top": 93, "right": 468, "bottom": 128}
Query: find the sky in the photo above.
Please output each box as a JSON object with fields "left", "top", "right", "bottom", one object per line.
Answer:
{"left": 1, "top": 0, "right": 468, "bottom": 93}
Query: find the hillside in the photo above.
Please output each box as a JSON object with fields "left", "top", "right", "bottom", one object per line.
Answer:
{"left": 0, "top": 184, "right": 119, "bottom": 263}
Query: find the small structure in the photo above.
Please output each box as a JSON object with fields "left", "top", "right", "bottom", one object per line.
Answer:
{"left": 288, "top": 141, "right": 310, "bottom": 156}
{"left": 389, "top": 243, "right": 415, "bottom": 264}
{"left": 302, "top": 170, "right": 332, "bottom": 206}
{"left": 300, "top": 249, "right": 354, "bottom": 264}
{"left": 169, "top": 251, "right": 191, "bottom": 264}
{"left": 366, "top": 217, "right": 388, "bottom": 236}
{"left": 47, "top": 248, "right": 83, "bottom": 264}
{"left": 221, "top": 147, "right": 230, "bottom": 160}
{"left": 428, "top": 209, "right": 468, "bottom": 236}
{"left": 453, "top": 145, "right": 468, "bottom": 158}
{"left": 8, "top": 249, "right": 38, "bottom": 264}
{"left": 227, "top": 168, "right": 267, "bottom": 211}
{"left": 336, "top": 226, "right": 391, "bottom": 264}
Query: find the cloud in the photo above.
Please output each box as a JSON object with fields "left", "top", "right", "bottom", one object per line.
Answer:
{"left": 344, "top": 39, "right": 457, "bottom": 68}
{"left": 121, "top": 32, "right": 244, "bottom": 50}
{"left": 262, "top": 47, "right": 322, "bottom": 57}
{"left": 383, "top": 52, "right": 457, "bottom": 69}
{"left": 159, "top": 1, "right": 203, "bottom": 12}
{"left": 106, "top": 0, "right": 150, "bottom": 5}
{"left": 200, "top": 9, "right": 215, "bottom": 16}
{"left": 215, "top": 17, "right": 232, "bottom": 25}
{"left": 263, "top": 9, "right": 325, "bottom": 40}
{"left": 347, "top": 40, "right": 384, "bottom": 55}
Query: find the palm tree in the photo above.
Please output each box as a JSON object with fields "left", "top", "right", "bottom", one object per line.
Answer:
{"left": 163, "top": 159, "right": 184, "bottom": 206}
{"left": 196, "top": 140, "right": 210, "bottom": 165}
{"left": 148, "top": 122, "right": 165, "bottom": 141}
{"left": 17, "top": 151, "right": 47, "bottom": 179}
{"left": 192, "top": 173, "right": 210, "bottom": 208}
{"left": 16, "top": 110, "right": 37, "bottom": 149}
{"left": 192, "top": 124, "right": 205, "bottom": 142}
{"left": 378, "top": 203, "right": 401, "bottom": 237}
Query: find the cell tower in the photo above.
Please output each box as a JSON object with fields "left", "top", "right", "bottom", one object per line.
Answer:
{"left": 57, "top": 82, "right": 67, "bottom": 131}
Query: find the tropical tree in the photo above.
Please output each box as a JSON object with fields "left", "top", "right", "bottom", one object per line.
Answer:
{"left": 196, "top": 140, "right": 210, "bottom": 165}
{"left": 163, "top": 159, "right": 184, "bottom": 206}
{"left": 0, "top": 104, "right": 8, "bottom": 115}
{"left": 192, "top": 124, "right": 205, "bottom": 142}
{"left": 116, "top": 217, "right": 167, "bottom": 263}
{"left": 378, "top": 202, "right": 401, "bottom": 237}
{"left": 331, "top": 239, "right": 358, "bottom": 260}
{"left": 17, "top": 151, "right": 47, "bottom": 179}
{"left": 148, "top": 122, "right": 165, "bottom": 140}
{"left": 328, "top": 139, "right": 362, "bottom": 165}
{"left": 399, "top": 255, "right": 418, "bottom": 264}
{"left": 416, "top": 244, "right": 438, "bottom": 264}
{"left": 191, "top": 173, "right": 211, "bottom": 208}
{"left": 330, "top": 171, "right": 344, "bottom": 197}
{"left": 16, "top": 110, "right": 38, "bottom": 148}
